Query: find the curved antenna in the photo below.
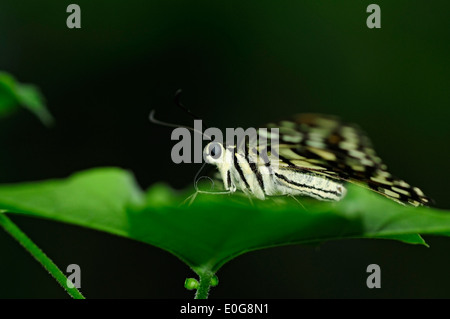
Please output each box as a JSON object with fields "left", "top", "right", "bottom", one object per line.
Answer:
{"left": 175, "top": 89, "right": 200, "bottom": 119}
{"left": 174, "top": 89, "right": 210, "bottom": 129}
{"left": 193, "top": 162, "right": 214, "bottom": 191}
{"left": 149, "top": 110, "right": 211, "bottom": 140}
{"left": 192, "top": 161, "right": 231, "bottom": 195}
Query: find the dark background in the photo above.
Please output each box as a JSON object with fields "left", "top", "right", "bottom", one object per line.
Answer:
{"left": 0, "top": 0, "right": 449, "bottom": 298}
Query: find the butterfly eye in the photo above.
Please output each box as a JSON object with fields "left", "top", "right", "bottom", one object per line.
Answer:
{"left": 208, "top": 143, "right": 222, "bottom": 159}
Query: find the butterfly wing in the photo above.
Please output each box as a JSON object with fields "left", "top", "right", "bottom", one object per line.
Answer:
{"left": 261, "top": 113, "right": 431, "bottom": 206}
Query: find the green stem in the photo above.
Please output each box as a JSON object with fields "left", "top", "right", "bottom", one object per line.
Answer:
{"left": 194, "top": 270, "right": 214, "bottom": 299}
{"left": 0, "top": 213, "right": 85, "bottom": 299}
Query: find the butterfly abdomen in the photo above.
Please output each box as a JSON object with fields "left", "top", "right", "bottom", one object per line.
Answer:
{"left": 225, "top": 146, "right": 346, "bottom": 201}
{"left": 272, "top": 169, "right": 346, "bottom": 201}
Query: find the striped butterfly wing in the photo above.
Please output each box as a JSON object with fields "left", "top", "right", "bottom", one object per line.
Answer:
{"left": 263, "top": 113, "right": 431, "bottom": 206}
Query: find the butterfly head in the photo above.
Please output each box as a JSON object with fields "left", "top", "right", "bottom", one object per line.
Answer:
{"left": 203, "top": 141, "right": 238, "bottom": 193}
{"left": 203, "top": 142, "right": 226, "bottom": 165}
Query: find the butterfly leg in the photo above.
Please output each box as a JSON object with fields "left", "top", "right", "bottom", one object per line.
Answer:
{"left": 180, "top": 191, "right": 199, "bottom": 207}
{"left": 246, "top": 194, "right": 254, "bottom": 206}
{"left": 288, "top": 194, "right": 308, "bottom": 211}
{"left": 181, "top": 189, "right": 235, "bottom": 206}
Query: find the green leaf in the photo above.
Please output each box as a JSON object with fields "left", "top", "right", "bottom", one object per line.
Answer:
{"left": 0, "top": 167, "right": 449, "bottom": 277}
{"left": 0, "top": 71, "right": 54, "bottom": 126}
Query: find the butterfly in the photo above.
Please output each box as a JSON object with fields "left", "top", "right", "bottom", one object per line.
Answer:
{"left": 203, "top": 113, "right": 431, "bottom": 206}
